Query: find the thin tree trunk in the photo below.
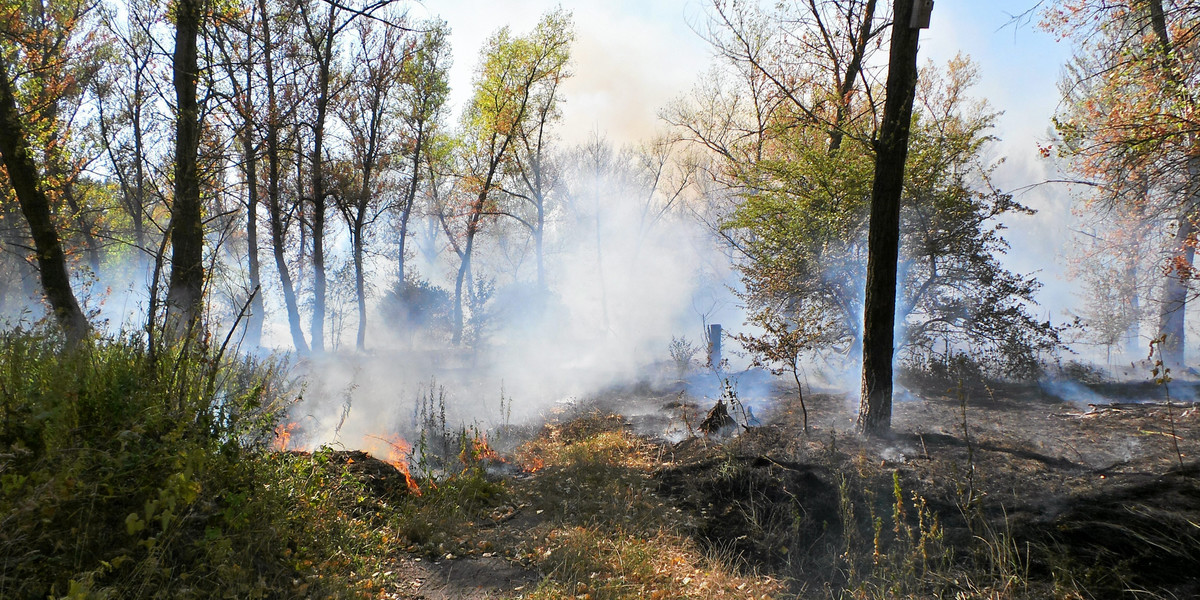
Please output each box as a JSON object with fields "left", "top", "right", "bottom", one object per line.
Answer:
{"left": 453, "top": 219, "right": 478, "bottom": 345}
{"left": 398, "top": 122, "right": 424, "bottom": 284}
{"left": 165, "top": 0, "right": 206, "bottom": 333}
{"left": 307, "top": 4, "right": 336, "bottom": 355}
{"left": 828, "top": 0, "right": 877, "bottom": 153}
{"left": 1125, "top": 254, "right": 1139, "bottom": 352}
{"left": 242, "top": 118, "right": 264, "bottom": 348}
{"left": 1158, "top": 176, "right": 1196, "bottom": 370}
{"left": 535, "top": 204, "right": 545, "bottom": 292}
{"left": 0, "top": 60, "right": 88, "bottom": 342}
{"left": 260, "top": 0, "right": 308, "bottom": 353}
{"left": 354, "top": 227, "right": 366, "bottom": 350}
{"left": 859, "top": 0, "right": 923, "bottom": 437}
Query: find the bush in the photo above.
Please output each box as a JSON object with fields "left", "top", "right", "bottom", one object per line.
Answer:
{"left": 378, "top": 276, "right": 453, "bottom": 340}
{"left": 0, "top": 329, "right": 393, "bottom": 598}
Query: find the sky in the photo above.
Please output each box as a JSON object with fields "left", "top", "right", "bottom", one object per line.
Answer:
{"left": 411, "top": 0, "right": 1083, "bottom": 317}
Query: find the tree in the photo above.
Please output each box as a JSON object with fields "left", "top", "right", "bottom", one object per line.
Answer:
{"left": 395, "top": 21, "right": 450, "bottom": 285}
{"left": 497, "top": 29, "right": 571, "bottom": 293}
{"left": 295, "top": 0, "right": 343, "bottom": 353}
{"left": 259, "top": 0, "right": 310, "bottom": 354}
{"left": 448, "top": 9, "right": 573, "bottom": 344}
{"left": 0, "top": 56, "right": 88, "bottom": 341}
{"left": 211, "top": 0, "right": 266, "bottom": 347}
{"left": 164, "top": 0, "right": 206, "bottom": 333}
{"left": 0, "top": 0, "right": 107, "bottom": 341}
{"left": 858, "top": 0, "right": 925, "bottom": 436}
{"left": 335, "top": 15, "right": 408, "bottom": 351}
{"left": 95, "top": 0, "right": 165, "bottom": 262}
{"left": 1048, "top": 0, "right": 1200, "bottom": 370}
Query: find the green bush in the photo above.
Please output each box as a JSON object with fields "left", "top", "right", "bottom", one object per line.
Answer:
{"left": 0, "top": 329, "right": 389, "bottom": 599}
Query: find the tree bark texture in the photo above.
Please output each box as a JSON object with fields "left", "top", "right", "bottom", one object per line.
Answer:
{"left": 1157, "top": 154, "right": 1199, "bottom": 370}
{"left": 166, "top": 0, "right": 206, "bottom": 333}
{"left": 859, "top": 0, "right": 922, "bottom": 437}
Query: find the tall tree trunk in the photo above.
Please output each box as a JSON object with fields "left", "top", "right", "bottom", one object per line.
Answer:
{"left": 354, "top": 226, "right": 366, "bottom": 351}
{"left": 536, "top": 201, "right": 545, "bottom": 292}
{"left": 132, "top": 78, "right": 147, "bottom": 255}
{"left": 166, "top": 0, "right": 205, "bottom": 334}
{"left": 452, "top": 218, "right": 479, "bottom": 345}
{"left": 397, "top": 122, "right": 424, "bottom": 285}
{"left": 0, "top": 60, "right": 88, "bottom": 342}
{"left": 260, "top": 0, "right": 308, "bottom": 354}
{"left": 307, "top": 4, "right": 336, "bottom": 355}
{"left": 1125, "top": 253, "right": 1140, "bottom": 352}
{"left": 242, "top": 117, "right": 264, "bottom": 348}
{"left": 1144, "top": 0, "right": 1196, "bottom": 370}
{"left": 859, "top": 0, "right": 923, "bottom": 437}
{"left": 1158, "top": 163, "right": 1197, "bottom": 370}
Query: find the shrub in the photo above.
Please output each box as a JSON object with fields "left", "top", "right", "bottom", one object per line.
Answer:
{"left": 0, "top": 329, "right": 393, "bottom": 598}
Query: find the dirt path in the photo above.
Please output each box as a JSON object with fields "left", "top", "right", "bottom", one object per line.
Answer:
{"left": 382, "top": 555, "right": 538, "bottom": 599}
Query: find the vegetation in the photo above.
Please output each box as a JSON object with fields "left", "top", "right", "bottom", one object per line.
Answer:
{"left": 1, "top": 0, "right": 1198, "bottom": 598}
{"left": 1047, "top": 1, "right": 1200, "bottom": 369}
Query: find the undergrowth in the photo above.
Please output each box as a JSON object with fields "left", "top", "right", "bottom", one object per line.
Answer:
{"left": 0, "top": 329, "right": 395, "bottom": 599}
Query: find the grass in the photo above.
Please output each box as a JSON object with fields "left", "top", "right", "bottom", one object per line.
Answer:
{"left": 501, "top": 411, "right": 784, "bottom": 599}
{"left": 0, "top": 329, "right": 406, "bottom": 598}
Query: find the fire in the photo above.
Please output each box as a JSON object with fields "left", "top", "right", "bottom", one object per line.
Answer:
{"left": 364, "top": 433, "right": 421, "bottom": 494}
{"left": 273, "top": 421, "right": 298, "bottom": 451}
{"left": 460, "top": 431, "right": 502, "bottom": 465}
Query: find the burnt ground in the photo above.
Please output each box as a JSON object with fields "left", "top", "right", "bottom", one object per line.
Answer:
{"left": 647, "top": 375, "right": 1200, "bottom": 597}
{"left": 336, "top": 373, "right": 1200, "bottom": 599}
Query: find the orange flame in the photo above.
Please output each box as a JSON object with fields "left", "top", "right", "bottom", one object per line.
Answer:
{"left": 273, "top": 422, "right": 298, "bottom": 451}
{"left": 460, "top": 431, "right": 502, "bottom": 466}
{"left": 364, "top": 433, "right": 421, "bottom": 494}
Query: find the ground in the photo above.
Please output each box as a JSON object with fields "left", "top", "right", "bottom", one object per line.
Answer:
{"left": 337, "top": 372, "right": 1200, "bottom": 599}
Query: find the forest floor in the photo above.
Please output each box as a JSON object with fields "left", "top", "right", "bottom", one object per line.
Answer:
{"left": 336, "top": 373, "right": 1200, "bottom": 599}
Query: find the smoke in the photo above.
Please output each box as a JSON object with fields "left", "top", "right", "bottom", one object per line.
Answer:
{"left": 270, "top": 136, "right": 750, "bottom": 451}
{"left": 1039, "top": 378, "right": 1108, "bottom": 407}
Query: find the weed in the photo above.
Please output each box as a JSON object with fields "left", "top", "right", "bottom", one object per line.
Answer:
{"left": 1149, "top": 335, "right": 1185, "bottom": 469}
{"left": 668, "top": 335, "right": 700, "bottom": 378}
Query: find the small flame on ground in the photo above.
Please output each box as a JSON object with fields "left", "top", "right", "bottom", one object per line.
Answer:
{"left": 522, "top": 456, "right": 546, "bottom": 473}
{"left": 273, "top": 422, "right": 298, "bottom": 451}
{"left": 460, "top": 432, "right": 502, "bottom": 465}
{"left": 364, "top": 433, "right": 421, "bottom": 494}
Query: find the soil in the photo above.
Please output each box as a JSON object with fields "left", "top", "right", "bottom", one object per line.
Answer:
{"left": 381, "top": 555, "right": 539, "bottom": 600}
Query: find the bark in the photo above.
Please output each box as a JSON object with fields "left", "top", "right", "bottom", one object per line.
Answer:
{"left": 398, "top": 117, "right": 427, "bottom": 285}
{"left": 260, "top": 0, "right": 308, "bottom": 354}
{"left": 828, "top": 0, "right": 877, "bottom": 152}
{"left": 859, "top": 0, "right": 922, "bottom": 437}
{"left": 0, "top": 60, "right": 88, "bottom": 342}
{"left": 165, "top": 0, "right": 206, "bottom": 334}
{"left": 452, "top": 212, "right": 481, "bottom": 345}
{"left": 354, "top": 228, "right": 366, "bottom": 350}
{"left": 242, "top": 105, "right": 264, "bottom": 348}
{"left": 1145, "top": 0, "right": 1196, "bottom": 370}
{"left": 305, "top": 3, "right": 337, "bottom": 354}
{"left": 1157, "top": 156, "right": 1198, "bottom": 370}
